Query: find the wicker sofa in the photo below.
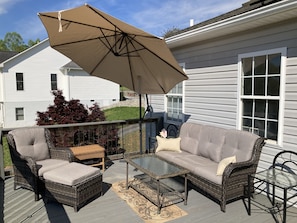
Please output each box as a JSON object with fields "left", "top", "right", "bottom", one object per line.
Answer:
{"left": 155, "top": 122, "right": 265, "bottom": 212}
{"left": 7, "top": 127, "right": 102, "bottom": 212}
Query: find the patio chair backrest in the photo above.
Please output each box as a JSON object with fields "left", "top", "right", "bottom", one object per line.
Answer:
{"left": 272, "top": 150, "right": 297, "bottom": 174}
{"left": 9, "top": 127, "right": 50, "bottom": 161}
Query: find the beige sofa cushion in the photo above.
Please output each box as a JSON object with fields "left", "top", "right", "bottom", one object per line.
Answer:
{"left": 192, "top": 161, "right": 222, "bottom": 185}
{"left": 197, "top": 125, "right": 225, "bottom": 163}
{"left": 179, "top": 122, "right": 202, "bottom": 155}
{"left": 155, "top": 136, "right": 181, "bottom": 153}
{"left": 221, "top": 130, "right": 259, "bottom": 162}
{"left": 156, "top": 122, "right": 262, "bottom": 186}
{"left": 216, "top": 156, "right": 236, "bottom": 176}
{"left": 10, "top": 127, "right": 50, "bottom": 161}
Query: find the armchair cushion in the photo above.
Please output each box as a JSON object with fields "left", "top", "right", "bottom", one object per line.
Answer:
{"left": 10, "top": 127, "right": 50, "bottom": 161}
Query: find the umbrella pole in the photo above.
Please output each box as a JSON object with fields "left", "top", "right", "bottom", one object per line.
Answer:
{"left": 139, "top": 93, "right": 143, "bottom": 154}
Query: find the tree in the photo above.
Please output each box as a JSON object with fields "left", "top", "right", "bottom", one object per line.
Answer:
{"left": 36, "top": 90, "right": 106, "bottom": 125}
{"left": 36, "top": 90, "right": 121, "bottom": 155}
{"left": 0, "top": 39, "right": 8, "bottom": 51}
{"left": 27, "top": 38, "right": 41, "bottom": 48}
{"left": 0, "top": 32, "right": 40, "bottom": 52}
{"left": 162, "top": 26, "right": 181, "bottom": 38}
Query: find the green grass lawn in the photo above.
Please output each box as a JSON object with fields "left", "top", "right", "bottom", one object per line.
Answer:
{"left": 2, "top": 137, "right": 11, "bottom": 168}
{"left": 2, "top": 106, "right": 144, "bottom": 168}
{"left": 104, "top": 106, "right": 144, "bottom": 121}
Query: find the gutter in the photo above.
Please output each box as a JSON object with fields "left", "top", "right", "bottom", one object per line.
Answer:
{"left": 166, "top": 0, "right": 297, "bottom": 48}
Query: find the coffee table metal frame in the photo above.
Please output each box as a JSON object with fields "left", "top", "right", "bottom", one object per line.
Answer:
{"left": 125, "top": 154, "right": 189, "bottom": 214}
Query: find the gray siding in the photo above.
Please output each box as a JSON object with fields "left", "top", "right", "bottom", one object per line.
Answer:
{"left": 151, "top": 17, "right": 297, "bottom": 175}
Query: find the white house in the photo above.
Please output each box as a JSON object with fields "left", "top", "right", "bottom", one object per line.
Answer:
{"left": 0, "top": 39, "right": 119, "bottom": 128}
{"left": 150, "top": 0, "right": 297, "bottom": 170}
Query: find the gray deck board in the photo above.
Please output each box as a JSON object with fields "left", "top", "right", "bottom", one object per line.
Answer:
{"left": 2, "top": 160, "right": 297, "bottom": 223}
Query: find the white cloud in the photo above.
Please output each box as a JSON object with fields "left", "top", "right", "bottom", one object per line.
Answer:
{"left": 0, "top": 0, "right": 23, "bottom": 15}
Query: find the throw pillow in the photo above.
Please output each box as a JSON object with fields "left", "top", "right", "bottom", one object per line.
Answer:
{"left": 155, "top": 136, "right": 182, "bottom": 153}
{"left": 216, "top": 155, "right": 236, "bottom": 176}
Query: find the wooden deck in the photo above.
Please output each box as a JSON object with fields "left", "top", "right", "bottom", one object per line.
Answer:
{"left": 2, "top": 159, "right": 297, "bottom": 223}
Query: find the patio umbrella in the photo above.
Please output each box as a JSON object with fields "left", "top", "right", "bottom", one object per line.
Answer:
{"left": 38, "top": 4, "right": 188, "bottom": 153}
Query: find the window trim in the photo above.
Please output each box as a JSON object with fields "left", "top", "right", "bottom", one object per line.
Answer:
{"left": 15, "top": 107, "right": 24, "bottom": 121}
{"left": 237, "top": 47, "right": 286, "bottom": 146}
{"left": 51, "top": 73, "right": 58, "bottom": 90}
{"left": 164, "top": 63, "right": 186, "bottom": 125}
{"left": 16, "top": 72, "right": 24, "bottom": 91}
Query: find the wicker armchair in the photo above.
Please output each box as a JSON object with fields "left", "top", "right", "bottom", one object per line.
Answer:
{"left": 7, "top": 127, "right": 73, "bottom": 201}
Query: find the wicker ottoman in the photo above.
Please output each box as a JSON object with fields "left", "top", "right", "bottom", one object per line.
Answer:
{"left": 43, "top": 162, "right": 102, "bottom": 212}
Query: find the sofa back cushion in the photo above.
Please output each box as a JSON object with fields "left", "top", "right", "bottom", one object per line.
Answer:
{"left": 179, "top": 122, "right": 202, "bottom": 155}
{"left": 10, "top": 127, "right": 50, "bottom": 161}
{"left": 197, "top": 125, "right": 226, "bottom": 162}
{"left": 221, "top": 129, "right": 259, "bottom": 162}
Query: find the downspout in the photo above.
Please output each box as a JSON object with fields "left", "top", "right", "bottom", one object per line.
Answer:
{"left": 0, "top": 127, "right": 4, "bottom": 180}
{"left": 60, "top": 67, "right": 71, "bottom": 101}
{"left": 67, "top": 68, "right": 71, "bottom": 101}
{"left": 0, "top": 66, "right": 6, "bottom": 128}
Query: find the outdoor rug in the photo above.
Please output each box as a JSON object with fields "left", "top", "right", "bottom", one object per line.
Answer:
{"left": 112, "top": 179, "right": 188, "bottom": 223}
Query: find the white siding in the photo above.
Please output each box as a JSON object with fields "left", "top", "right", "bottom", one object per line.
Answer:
{"left": 3, "top": 43, "right": 70, "bottom": 103}
{"left": 67, "top": 69, "right": 119, "bottom": 108}
{"left": 1, "top": 40, "right": 119, "bottom": 128}
{"left": 1, "top": 41, "right": 70, "bottom": 128}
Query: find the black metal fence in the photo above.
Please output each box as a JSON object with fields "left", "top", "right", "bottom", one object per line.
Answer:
{"left": 0, "top": 118, "right": 159, "bottom": 168}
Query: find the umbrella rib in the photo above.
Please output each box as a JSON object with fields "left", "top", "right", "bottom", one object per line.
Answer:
{"left": 89, "top": 37, "right": 123, "bottom": 74}
{"left": 86, "top": 5, "right": 126, "bottom": 34}
{"left": 125, "top": 36, "right": 168, "bottom": 94}
{"left": 85, "top": 5, "right": 161, "bottom": 39}
{"left": 132, "top": 37, "right": 187, "bottom": 79}
{"left": 52, "top": 37, "right": 103, "bottom": 48}
{"left": 51, "top": 31, "right": 121, "bottom": 54}
{"left": 89, "top": 32, "right": 128, "bottom": 74}
{"left": 98, "top": 27, "right": 117, "bottom": 54}
{"left": 117, "top": 35, "right": 142, "bottom": 56}
{"left": 39, "top": 12, "right": 160, "bottom": 39}
{"left": 124, "top": 37, "right": 136, "bottom": 92}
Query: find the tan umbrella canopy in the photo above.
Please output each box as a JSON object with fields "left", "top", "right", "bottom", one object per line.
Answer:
{"left": 38, "top": 4, "right": 188, "bottom": 95}
{"left": 38, "top": 4, "right": 188, "bottom": 153}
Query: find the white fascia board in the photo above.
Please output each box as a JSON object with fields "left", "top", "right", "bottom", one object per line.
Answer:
{"left": 0, "top": 38, "right": 49, "bottom": 68}
{"left": 166, "top": 0, "right": 297, "bottom": 48}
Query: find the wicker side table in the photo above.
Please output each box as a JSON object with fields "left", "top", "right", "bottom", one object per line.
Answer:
{"left": 71, "top": 145, "right": 105, "bottom": 171}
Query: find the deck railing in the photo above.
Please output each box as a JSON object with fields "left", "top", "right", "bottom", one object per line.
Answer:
{"left": 0, "top": 118, "right": 159, "bottom": 178}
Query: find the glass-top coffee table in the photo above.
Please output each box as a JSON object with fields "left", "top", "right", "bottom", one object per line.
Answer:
{"left": 125, "top": 154, "right": 190, "bottom": 214}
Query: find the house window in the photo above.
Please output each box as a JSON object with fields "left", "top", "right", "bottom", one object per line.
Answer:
{"left": 165, "top": 63, "right": 185, "bottom": 123}
{"left": 15, "top": 108, "right": 24, "bottom": 120}
{"left": 239, "top": 48, "right": 286, "bottom": 144}
{"left": 16, "top": 72, "right": 24, "bottom": 90}
{"left": 51, "top": 73, "right": 57, "bottom": 90}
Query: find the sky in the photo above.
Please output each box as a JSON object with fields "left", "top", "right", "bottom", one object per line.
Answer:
{"left": 0, "top": 0, "right": 248, "bottom": 43}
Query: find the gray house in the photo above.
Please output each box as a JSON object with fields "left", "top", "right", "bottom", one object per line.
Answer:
{"left": 150, "top": 0, "right": 297, "bottom": 176}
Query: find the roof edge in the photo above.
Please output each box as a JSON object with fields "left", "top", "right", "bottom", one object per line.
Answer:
{"left": 166, "top": 0, "right": 297, "bottom": 48}
{"left": 0, "top": 38, "right": 49, "bottom": 67}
